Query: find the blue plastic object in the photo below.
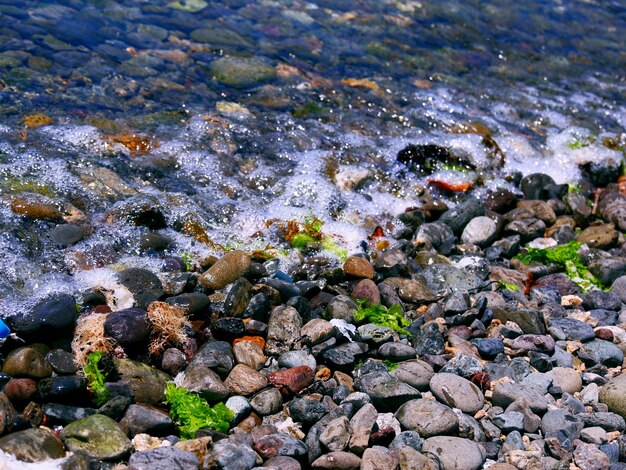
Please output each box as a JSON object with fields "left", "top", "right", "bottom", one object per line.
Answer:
{"left": 0, "top": 318, "right": 10, "bottom": 340}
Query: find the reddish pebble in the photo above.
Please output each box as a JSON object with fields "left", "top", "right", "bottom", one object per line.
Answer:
{"left": 3, "top": 378, "right": 38, "bottom": 403}
{"left": 343, "top": 256, "right": 374, "bottom": 279}
{"left": 268, "top": 365, "right": 314, "bottom": 397}
{"left": 595, "top": 328, "right": 614, "bottom": 342}
{"left": 369, "top": 427, "right": 396, "bottom": 447}
{"left": 351, "top": 279, "right": 380, "bottom": 304}
{"left": 233, "top": 335, "right": 265, "bottom": 349}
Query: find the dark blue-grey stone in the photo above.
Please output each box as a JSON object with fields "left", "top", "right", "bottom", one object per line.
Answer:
{"left": 476, "top": 338, "right": 504, "bottom": 359}
{"left": 578, "top": 340, "right": 624, "bottom": 367}
{"left": 549, "top": 317, "right": 595, "bottom": 342}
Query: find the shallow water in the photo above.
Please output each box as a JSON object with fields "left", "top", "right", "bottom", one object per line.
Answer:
{"left": 0, "top": 0, "right": 624, "bottom": 308}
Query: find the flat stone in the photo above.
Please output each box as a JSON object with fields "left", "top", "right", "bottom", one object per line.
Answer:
{"left": 311, "top": 451, "right": 361, "bottom": 470}
{"left": 377, "top": 342, "right": 416, "bottom": 362}
{"left": 422, "top": 436, "right": 486, "bottom": 470}
{"left": 354, "top": 371, "right": 421, "bottom": 412}
{"left": 549, "top": 317, "right": 595, "bottom": 342}
{"left": 114, "top": 358, "right": 171, "bottom": 405}
{"left": 320, "top": 416, "right": 351, "bottom": 452}
{"left": 129, "top": 446, "right": 199, "bottom": 470}
{"left": 0, "top": 428, "right": 65, "bottom": 463}
{"left": 379, "top": 277, "right": 437, "bottom": 303}
{"left": 429, "top": 373, "right": 484, "bottom": 414}
{"left": 492, "top": 382, "right": 548, "bottom": 414}
{"left": 361, "top": 446, "right": 398, "bottom": 470}
{"left": 224, "top": 364, "right": 268, "bottom": 396}
{"left": 395, "top": 399, "right": 458, "bottom": 437}
{"left": 301, "top": 319, "right": 335, "bottom": 345}
{"left": 578, "top": 339, "right": 624, "bottom": 367}
{"left": 547, "top": 367, "right": 582, "bottom": 394}
{"left": 61, "top": 414, "right": 132, "bottom": 461}
{"left": 492, "top": 307, "right": 546, "bottom": 335}
{"left": 119, "top": 404, "right": 174, "bottom": 438}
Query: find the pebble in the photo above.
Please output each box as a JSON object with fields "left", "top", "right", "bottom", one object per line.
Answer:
{"left": 225, "top": 364, "right": 268, "bottom": 396}
{"left": 311, "top": 451, "right": 361, "bottom": 470}
{"left": 429, "top": 373, "right": 485, "bottom": 414}
{"left": 200, "top": 250, "right": 252, "bottom": 290}
{"left": 60, "top": 414, "right": 132, "bottom": 460}
{"left": 343, "top": 257, "right": 374, "bottom": 279}
{"left": 128, "top": 446, "right": 199, "bottom": 470}
{"left": 104, "top": 308, "right": 150, "bottom": 346}
{"left": 0, "top": 428, "right": 66, "bottom": 463}
{"left": 395, "top": 399, "right": 458, "bottom": 437}
{"left": 421, "top": 436, "right": 486, "bottom": 470}
{"left": 461, "top": 216, "right": 497, "bottom": 247}
{"left": 354, "top": 371, "right": 421, "bottom": 412}
{"left": 2, "top": 347, "right": 52, "bottom": 379}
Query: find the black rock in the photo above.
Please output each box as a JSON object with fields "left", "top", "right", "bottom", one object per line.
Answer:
{"left": 211, "top": 318, "right": 245, "bottom": 342}
{"left": 43, "top": 403, "right": 97, "bottom": 425}
{"left": 582, "top": 291, "right": 622, "bottom": 311}
{"left": 8, "top": 293, "right": 76, "bottom": 338}
{"left": 223, "top": 278, "right": 252, "bottom": 317}
{"left": 520, "top": 173, "right": 556, "bottom": 200}
{"left": 103, "top": 308, "right": 150, "bottom": 347}
{"left": 165, "top": 293, "right": 210, "bottom": 315}
{"left": 548, "top": 318, "right": 595, "bottom": 342}
{"left": 45, "top": 349, "right": 78, "bottom": 375}
{"left": 38, "top": 376, "right": 87, "bottom": 402}
{"left": 245, "top": 293, "right": 271, "bottom": 321}
{"left": 289, "top": 398, "right": 330, "bottom": 425}
{"left": 476, "top": 338, "right": 504, "bottom": 359}
{"left": 117, "top": 268, "right": 164, "bottom": 310}
{"left": 438, "top": 198, "right": 485, "bottom": 235}
{"left": 50, "top": 224, "right": 84, "bottom": 245}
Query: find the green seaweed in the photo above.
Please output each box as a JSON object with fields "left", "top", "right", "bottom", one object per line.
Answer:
{"left": 83, "top": 352, "right": 110, "bottom": 407}
{"left": 515, "top": 241, "right": 603, "bottom": 291}
{"left": 382, "top": 359, "right": 400, "bottom": 372}
{"left": 353, "top": 300, "right": 412, "bottom": 336}
{"left": 164, "top": 383, "right": 233, "bottom": 439}
{"left": 497, "top": 280, "right": 519, "bottom": 291}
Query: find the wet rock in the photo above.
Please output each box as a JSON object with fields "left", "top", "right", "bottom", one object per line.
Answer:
{"left": 265, "top": 306, "right": 302, "bottom": 356}
{"left": 311, "top": 451, "right": 361, "bottom": 470}
{"left": 577, "top": 223, "right": 619, "bottom": 249}
{"left": 520, "top": 173, "right": 555, "bottom": 200}
{"left": 462, "top": 216, "right": 497, "bottom": 247}
{"left": 323, "top": 342, "right": 368, "bottom": 372}
{"left": 395, "top": 399, "right": 458, "bottom": 437}
{"left": 421, "top": 264, "right": 483, "bottom": 295}
{"left": 104, "top": 307, "right": 150, "bottom": 347}
{"left": 4, "top": 378, "right": 38, "bottom": 403}
{"left": 161, "top": 348, "right": 188, "bottom": 375}
{"left": 45, "top": 349, "right": 78, "bottom": 375}
{"left": 187, "top": 341, "right": 235, "bottom": 378}
{"left": 128, "top": 446, "right": 199, "bottom": 470}
{"left": 211, "top": 317, "right": 246, "bottom": 343}
{"left": 354, "top": 371, "right": 421, "bottom": 412}
{"left": 2, "top": 347, "right": 52, "bottom": 379}
{"left": 413, "top": 221, "right": 455, "bottom": 255}
{"left": 429, "top": 373, "right": 485, "bottom": 414}
{"left": 114, "top": 358, "right": 171, "bottom": 405}
{"left": 351, "top": 279, "right": 380, "bottom": 304}
{"left": 117, "top": 268, "right": 164, "bottom": 310}
{"left": 8, "top": 293, "right": 77, "bottom": 338}
{"left": 0, "top": 428, "right": 65, "bottom": 463}
{"left": 50, "top": 224, "right": 85, "bottom": 245}
{"left": 209, "top": 56, "right": 276, "bottom": 88}
{"left": 343, "top": 256, "right": 374, "bottom": 279}
{"left": 203, "top": 439, "right": 257, "bottom": 470}
{"left": 200, "top": 251, "right": 251, "bottom": 290}
{"left": 38, "top": 375, "right": 87, "bottom": 402}
{"left": 380, "top": 277, "right": 437, "bottom": 303}
{"left": 504, "top": 217, "right": 546, "bottom": 242}
{"left": 250, "top": 387, "right": 283, "bottom": 416}
{"left": 61, "top": 414, "right": 132, "bottom": 460}
{"left": 119, "top": 404, "right": 173, "bottom": 438}
{"left": 223, "top": 277, "right": 252, "bottom": 318}
{"left": 598, "top": 192, "right": 626, "bottom": 233}
{"left": 166, "top": 292, "right": 210, "bottom": 315}
{"left": 438, "top": 198, "right": 485, "bottom": 235}
{"left": 422, "top": 436, "right": 485, "bottom": 470}
{"left": 327, "top": 295, "right": 358, "bottom": 322}
{"left": 43, "top": 403, "right": 97, "bottom": 425}
{"left": 0, "top": 392, "right": 16, "bottom": 435}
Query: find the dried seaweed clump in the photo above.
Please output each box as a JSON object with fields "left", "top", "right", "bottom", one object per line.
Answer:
{"left": 71, "top": 313, "right": 115, "bottom": 367}
{"left": 147, "top": 301, "right": 191, "bottom": 356}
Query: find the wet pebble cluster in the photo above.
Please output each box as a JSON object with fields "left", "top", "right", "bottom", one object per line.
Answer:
{"left": 3, "top": 169, "right": 626, "bottom": 470}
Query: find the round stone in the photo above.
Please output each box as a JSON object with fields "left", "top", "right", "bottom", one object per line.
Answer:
{"left": 395, "top": 399, "right": 458, "bottom": 437}
{"left": 429, "top": 373, "right": 485, "bottom": 414}
{"left": 461, "top": 216, "right": 497, "bottom": 247}
{"left": 422, "top": 436, "right": 486, "bottom": 470}
{"left": 343, "top": 257, "right": 375, "bottom": 279}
